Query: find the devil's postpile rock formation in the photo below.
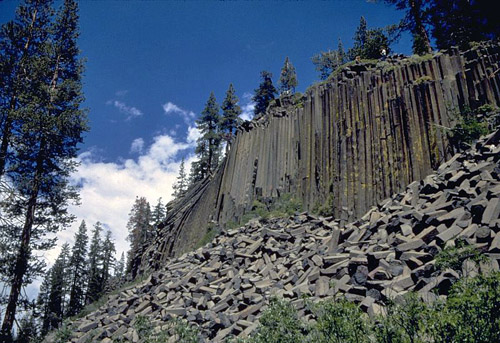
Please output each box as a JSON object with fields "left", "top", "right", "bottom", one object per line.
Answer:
{"left": 141, "top": 42, "right": 500, "bottom": 268}
{"left": 59, "top": 129, "right": 500, "bottom": 342}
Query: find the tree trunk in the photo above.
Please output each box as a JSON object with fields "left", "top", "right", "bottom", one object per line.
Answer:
{"left": 0, "top": 137, "right": 44, "bottom": 340}
{"left": 410, "top": 0, "right": 432, "bottom": 53}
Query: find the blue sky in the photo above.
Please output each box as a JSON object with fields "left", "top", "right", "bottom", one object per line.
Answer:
{"left": 0, "top": 0, "right": 411, "bottom": 275}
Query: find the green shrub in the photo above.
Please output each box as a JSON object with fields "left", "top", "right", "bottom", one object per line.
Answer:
{"left": 310, "top": 298, "right": 370, "bottom": 343}
{"left": 248, "top": 297, "right": 306, "bottom": 343}
{"left": 312, "top": 194, "right": 334, "bottom": 217}
{"left": 239, "top": 194, "right": 302, "bottom": 226}
{"left": 374, "top": 293, "right": 429, "bottom": 343}
{"left": 414, "top": 75, "right": 432, "bottom": 85}
{"left": 196, "top": 223, "right": 221, "bottom": 248}
{"left": 448, "top": 105, "right": 491, "bottom": 150}
{"left": 435, "top": 239, "right": 487, "bottom": 275}
{"left": 428, "top": 273, "right": 500, "bottom": 343}
{"left": 53, "top": 322, "right": 72, "bottom": 343}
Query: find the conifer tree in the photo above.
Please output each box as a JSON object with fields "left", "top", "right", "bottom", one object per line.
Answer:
{"left": 192, "top": 92, "right": 222, "bottom": 180}
{"left": 36, "top": 271, "right": 51, "bottom": 337}
{"left": 384, "top": 0, "right": 432, "bottom": 54}
{"left": 151, "top": 197, "right": 167, "bottom": 227}
{"left": 1, "top": 0, "right": 87, "bottom": 338}
{"left": 252, "top": 71, "right": 277, "bottom": 116}
{"left": 337, "top": 38, "right": 346, "bottom": 65}
{"left": 311, "top": 49, "right": 340, "bottom": 80}
{"left": 86, "top": 222, "right": 103, "bottom": 304}
{"left": 279, "top": 57, "right": 298, "bottom": 94}
{"left": 101, "top": 229, "right": 116, "bottom": 291}
{"left": 221, "top": 84, "right": 242, "bottom": 149}
{"left": 126, "top": 197, "right": 152, "bottom": 279}
{"left": 115, "top": 252, "right": 125, "bottom": 280}
{"left": 14, "top": 312, "right": 38, "bottom": 343}
{"left": 0, "top": 0, "right": 54, "bottom": 178}
{"left": 172, "top": 160, "right": 189, "bottom": 198}
{"left": 66, "top": 220, "right": 88, "bottom": 317}
{"left": 44, "top": 244, "right": 70, "bottom": 333}
{"left": 348, "top": 17, "right": 391, "bottom": 59}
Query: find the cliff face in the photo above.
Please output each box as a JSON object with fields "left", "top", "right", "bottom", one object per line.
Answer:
{"left": 141, "top": 43, "right": 500, "bottom": 270}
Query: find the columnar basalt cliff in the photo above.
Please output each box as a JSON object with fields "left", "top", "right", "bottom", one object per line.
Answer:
{"left": 142, "top": 43, "right": 500, "bottom": 270}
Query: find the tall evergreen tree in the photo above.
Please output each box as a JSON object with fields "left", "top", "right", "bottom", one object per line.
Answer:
{"left": 66, "top": 220, "right": 88, "bottom": 317}
{"left": 429, "top": 0, "right": 500, "bottom": 50}
{"left": 348, "top": 17, "right": 391, "bottom": 59}
{"left": 279, "top": 57, "right": 298, "bottom": 94}
{"left": 126, "top": 197, "right": 152, "bottom": 279}
{"left": 85, "top": 222, "right": 103, "bottom": 304}
{"left": 172, "top": 160, "right": 189, "bottom": 198}
{"left": 151, "top": 197, "right": 167, "bottom": 227}
{"left": 115, "top": 252, "right": 125, "bottom": 280}
{"left": 221, "top": 84, "right": 242, "bottom": 149}
{"left": 36, "top": 271, "right": 51, "bottom": 337}
{"left": 384, "top": 0, "right": 432, "bottom": 54}
{"left": 192, "top": 92, "right": 222, "bottom": 181}
{"left": 44, "top": 244, "right": 70, "bottom": 333}
{"left": 337, "top": 38, "right": 347, "bottom": 65}
{"left": 1, "top": 0, "right": 87, "bottom": 338}
{"left": 0, "top": 0, "right": 54, "bottom": 178}
{"left": 252, "top": 71, "right": 277, "bottom": 116}
{"left": 14, "top": 312, "right": 38, "bottom": 343}
{"left": 312, "top": 49, "right": 341, "bottom": 80}
{"left": 101, "top": 229, "right": 116, "bottom": 291}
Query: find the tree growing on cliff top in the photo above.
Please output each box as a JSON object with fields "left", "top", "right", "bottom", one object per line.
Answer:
{"left": 253, "top": 71, "right": 277, "bottom": 116}
{"left": 384, "top": 0, "right": 432, "bottom": 54}
{"left": 1, "top": 0, "right": 88, "bottom": 338}
{"left": 221, "top": 84, "right": 242, "bottom": 149}
{"left": 192, "top": 92, "right": 222, "bottom": 180}
{"left": 172, "top": 159, "right": 189, "bottom": 199}
{"left": 348, "top": 16, "right": 392, "bottom": 60}
{"left": 312, "top": 38, "right": 348, "bottom": 80}
{"left": 279, "top": 57, "right": 298, "bottom": 94}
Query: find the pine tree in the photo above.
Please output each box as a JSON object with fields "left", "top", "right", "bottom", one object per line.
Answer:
{"left": 221, "top": 84, "right": 242, "bottom": 150}
{"left": 172, "top": 160, "right": 189, "bottom": 198}
{"left": 311, "top": 49, "right": 340, "bottom": 80}
{"left": 126, "top": 197, "right": 152, "bottom": 279}
{"left": 66, "top": 220, "right": 88, "bottom": 317}
{"left": 43, "top": 244, "right": 70, "bottom": 334}
{"left": 192, "top": 92, "right": 222, "bottom": 181}
{"left": 348, "top": 17, "right": 391, "bottom": 59}
{"left": 278, "top": 57, "right": 298, "bottom": 94}
{"left": 115, "top": 252, "right": 125, "bottom": 280}
{"left": 15, "top": 312, "right": 38, "bottom": 343}
{"left": 0, "top": 0, "right": 54, "bottom": 178}
{"left": 151, "top": 197, "right": 167, "bottom": 227}
{"left": 36, "top": 271, "right": 51, "bottom": 337}
{"left": 252, "top": 71, "right": 277, "bottom": 116}
{"left": 1, "top": 0, "right": 87, "bottom": 338}
{"left": 86, "top": 222, "right": 103, "bottom": 304}
{"left": 337, "top": 38, "right": 346, "bottom": 65}
{"left": 101, "top": 229, "right": 116, "bottom": 291}
{"left": 385, "top": 0, "right": 432, "bottom": 54}
{"left": 429, "top": 0, "right": 499, "bottom": 50}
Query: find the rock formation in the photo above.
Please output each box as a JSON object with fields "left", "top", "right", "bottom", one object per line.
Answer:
{"left": 61, "top": 130, "right": 500, "bottom": 343}
{"left": 142, "top": 42, "right": 500, "bottom": 269}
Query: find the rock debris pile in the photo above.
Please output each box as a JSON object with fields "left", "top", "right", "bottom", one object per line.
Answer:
{"left": 67, "top": 131, "right": 500, "bottom": 342}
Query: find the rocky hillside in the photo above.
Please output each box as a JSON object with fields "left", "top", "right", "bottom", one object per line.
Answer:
{"left": 60, "top": 130, "right": 500, "bottom": 343}
{"left": 142, "top": 42, "right": 500, "bottom": 267}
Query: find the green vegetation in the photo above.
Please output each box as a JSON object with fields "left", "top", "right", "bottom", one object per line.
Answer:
{"left": 239, "top": 194, "right": 302, "bottom": 225}
{"left": 241, "top": 272, "right": 500, "bottom": 343}
{"left": 435, "top": 239, "right": 488, "bottom": 274}
{"left": 196, "top": 223, "right": 222, "bottom": 249}
{"left": 447, "top": 105, "right": 497, "bottom": 151}
{"left": 414, "top": 75, "right": 433, "bottom": 85}
{"left": 312, "top": 193, "right": 335, "bottom": 217}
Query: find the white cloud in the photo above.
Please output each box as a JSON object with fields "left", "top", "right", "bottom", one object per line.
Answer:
{"left": 162, "top": 101, "right": 196, "bottom": 124}
{"left": 108, "top": 100, "right": 143, "bottom": 121}
{"left": 240, "top": 92, "right": 255, "bottom": 122}
{"left": 50, "top": 134, "right": 197, "bottom": 278}
{"left": 130, "top": 138, "right": 145, "bottom": 153}
{"left": 187, "top": 125, "right": 201, "bottom": 144}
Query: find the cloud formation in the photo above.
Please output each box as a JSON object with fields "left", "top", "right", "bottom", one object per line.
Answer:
{"left": 130, "top": 138, "right": 145, "bottom": 153}
{"left": 110, "top": 100, "right": 143, "bottom": 120}
{"left": 240, "top": 92, "right": 255, "bottom": 122}
{"left": 162, "top": 102, "right": 196, "bottom": 124}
